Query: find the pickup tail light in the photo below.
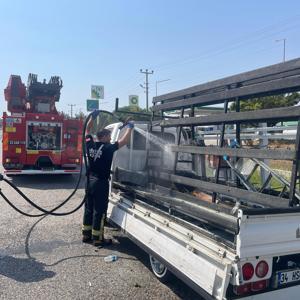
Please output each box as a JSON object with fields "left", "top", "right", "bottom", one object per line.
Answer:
{"left": 233, "top": 280, "right": 269, "bottom": 296}
{"left": 242, "top": 263, "right": 254, "bottom": 281}
{"left": 251, "top": 279, "right": 268, "bottom": 292}
{"left": 256, "top": 260, "right": 269, "bottom": 278}
{"left": 233, "top": 283, "right": 251, "bottom": 295}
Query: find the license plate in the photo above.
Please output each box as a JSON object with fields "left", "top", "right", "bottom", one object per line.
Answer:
{"left": 277, "top": 269, "right": 300, "bottom": 286}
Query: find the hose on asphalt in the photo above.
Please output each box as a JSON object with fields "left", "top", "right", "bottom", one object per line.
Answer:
{"left": 0, "top": 110, "right": 120, "bottom": 217}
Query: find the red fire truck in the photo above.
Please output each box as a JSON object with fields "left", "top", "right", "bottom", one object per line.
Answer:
{"left": 2, "top": 74, "right": 82, "bottom": 175}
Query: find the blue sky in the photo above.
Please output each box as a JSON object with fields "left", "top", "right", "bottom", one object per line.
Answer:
{"left": 0, "top": 0, "right": 300, "bottom": 116}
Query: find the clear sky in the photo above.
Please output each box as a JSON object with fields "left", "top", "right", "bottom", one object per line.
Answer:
{"left": 0, "top": 0, "right": 300, "bottom": 116}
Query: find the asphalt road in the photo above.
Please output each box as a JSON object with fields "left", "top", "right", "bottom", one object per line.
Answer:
{"left": 0, "top": 134, "right": 201, "bottom": 299}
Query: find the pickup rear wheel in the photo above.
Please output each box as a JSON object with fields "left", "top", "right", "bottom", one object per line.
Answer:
{"left": 149, "top": 254, "right": 172, "bottom": 283}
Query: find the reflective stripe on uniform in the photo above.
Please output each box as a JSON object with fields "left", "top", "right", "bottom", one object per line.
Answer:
{"left": 92, "top": 229, "right": 100, "bottom": 237}
{"left": 92, "top": 215, "right": 105, "bottom": 239}
{"left": 82, "top": 225, "right": 92, "bottom": 231}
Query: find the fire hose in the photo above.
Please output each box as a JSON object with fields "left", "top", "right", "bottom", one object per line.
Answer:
{"left": 0, "top": 110, "right": 126, "bottom": 217}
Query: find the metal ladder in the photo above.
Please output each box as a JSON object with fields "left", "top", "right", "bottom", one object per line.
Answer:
{"left": 224, "top": 156, "right": 300, "bottom": 202}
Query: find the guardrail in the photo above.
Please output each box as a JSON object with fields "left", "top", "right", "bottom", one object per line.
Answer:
{"left": 197, "top": 125, "right": 297, "bottom": 142}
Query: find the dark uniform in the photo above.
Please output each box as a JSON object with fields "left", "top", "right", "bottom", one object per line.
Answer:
{"left": 82, "top": 138, "right": 119, "bottom": 242}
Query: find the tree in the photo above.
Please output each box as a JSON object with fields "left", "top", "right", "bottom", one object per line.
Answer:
{"left": 86, "top": 105, "right": 152, "bottom": 135}
{"left": 113, "top": 105, "right": 152, "bottom": 122}
{"left": 74, "top": 111, "right": 86, "bottom": 120}
{"left": 230, "top": 92, "right": 299, "bottom": 111}
{"left": 73, "top": 104, "right": 161, "bottom": 135}
{"left": 59, "top": 111, "right": 70, "bottom": 119}
{"left": 230, "top": 92, "right": 300, "bottom": 126}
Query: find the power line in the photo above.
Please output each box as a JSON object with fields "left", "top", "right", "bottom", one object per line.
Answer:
{"left": 152, "top": 23, "right": 299, "bottom": 89}
{"left": 156, "top": 79, "right": 171, "bottom": 96}
{"left": 156, "top": 43, "right": 285, "bottom": 95}
{"left": 105, "top": 74, "right": 143, "bottom": 98}
{"left": 98, "top": 15, "right": 299, "bottom": 111}
{"left": 152, "top": 15, "right": 300, "bottom": 72}
{"left": 276, "top": 38, "right": 286, "bottom": 62}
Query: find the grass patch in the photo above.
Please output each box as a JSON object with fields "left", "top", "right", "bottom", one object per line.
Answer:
{"left": 249, "top": 168, "right": 299, "bottom": 192}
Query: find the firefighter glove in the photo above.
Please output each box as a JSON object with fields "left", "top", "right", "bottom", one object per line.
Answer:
{"left": 126, "top": 121, "right": 134, "bottom": 129}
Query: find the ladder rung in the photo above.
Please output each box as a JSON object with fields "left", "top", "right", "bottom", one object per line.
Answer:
{"left": 245, "top": 164, "right": 259, "bottom": 181}
{"left": 259, "top": 173, "right": 272, "bottom": 192}
{"left": 279, "top": 185, "right": 288, "bottom": 197}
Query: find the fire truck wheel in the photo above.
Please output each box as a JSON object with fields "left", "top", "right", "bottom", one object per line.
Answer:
{"left": 149, "top": 254, "right": 172, "bottom": 283}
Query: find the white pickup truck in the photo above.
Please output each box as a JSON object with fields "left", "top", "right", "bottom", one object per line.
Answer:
{"left": 106, "top": 122, "right": 300, "bottom": 300}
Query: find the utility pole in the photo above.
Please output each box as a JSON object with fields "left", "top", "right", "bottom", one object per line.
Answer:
{"left": 276, "top": 38, "right": 286, "bottom": 62}
{"left": 140, "top": 69, "right": 154, "bottom": 111}
{"left": 68, "top": 104, "right": 76, "bottom": 118}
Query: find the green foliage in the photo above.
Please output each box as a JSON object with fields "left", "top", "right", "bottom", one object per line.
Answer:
{"left": 90, "top": 112, "right": 119, "bottom": 134}
{"left": 113, "top": 105, "right": 152, "bottom": 122}
{"left": 230, "top": 92, "right": 299, "bottom": 111}
{"left": 230, "top": 92, "right": 299, "bottom": 126}
{"left": 87, "top": 105, "right": 151, "bottom": 135}
{"left": 74, "top": 111, "right": 86, "bottom": 120}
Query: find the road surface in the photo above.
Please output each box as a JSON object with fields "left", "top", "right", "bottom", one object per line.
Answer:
{"left": 0, "top": 132, "right": 200, "bottom": 300}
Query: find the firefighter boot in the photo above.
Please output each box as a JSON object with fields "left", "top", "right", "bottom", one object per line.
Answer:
{"left": 82, "top": 225, "right": 92, "bottom": 243}
{"left": 93, "top": 214, "right": 112, "bottom": 247}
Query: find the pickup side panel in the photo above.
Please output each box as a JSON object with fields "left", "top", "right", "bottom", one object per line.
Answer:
{"left": 107, "top": 194, "right": 233, "bottom": 300}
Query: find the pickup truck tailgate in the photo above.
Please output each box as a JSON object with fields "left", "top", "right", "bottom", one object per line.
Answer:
{"left": 237, "top": 210, "right": 300, "bottom": 258}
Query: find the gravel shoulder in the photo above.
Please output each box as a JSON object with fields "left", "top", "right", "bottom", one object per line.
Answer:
{"left": 0, "top": 143, "right": 200, "bottom": 300}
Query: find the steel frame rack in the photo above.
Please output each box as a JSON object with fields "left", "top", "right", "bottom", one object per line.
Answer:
{"left": 150, "top": 58, "right": 300, "bottom": 209}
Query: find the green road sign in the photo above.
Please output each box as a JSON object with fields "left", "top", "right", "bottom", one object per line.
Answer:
{"left": 86, "top": 99, "right": 99, "bottom": 111}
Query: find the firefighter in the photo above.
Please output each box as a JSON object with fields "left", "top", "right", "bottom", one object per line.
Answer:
{"left": 82, "top": 120, "right": 134, "bottom": 247}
